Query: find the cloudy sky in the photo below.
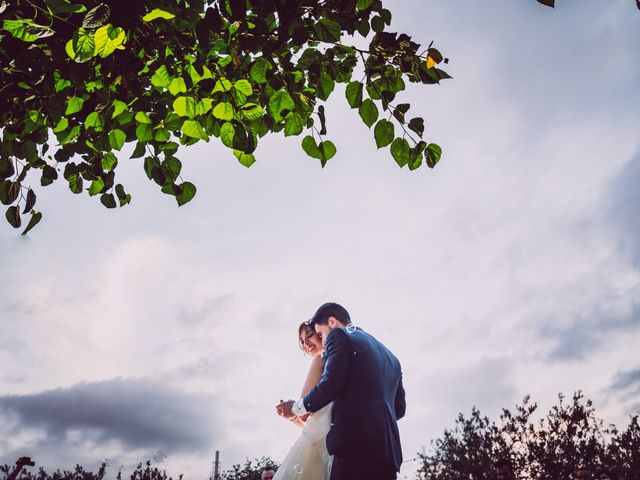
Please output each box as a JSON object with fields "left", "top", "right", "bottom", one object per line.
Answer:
{"left": 1, "top": 0, "right": 639, "bottom": 478}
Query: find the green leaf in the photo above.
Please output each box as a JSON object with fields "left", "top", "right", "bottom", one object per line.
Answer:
{"left": 65, "top": 96, "right": 84, "bottom": 115}
{"left": 22, "top": 188, "right": 36, "bottom": 214}
{"left": 234, "top": 79, "right": 253, "bottom": 96}
{"left": 59, "top": 125, "right": 81, "bottom": 145}
{"left": 84, "top": 111, "right": 105, "bottom": 131}
{"left": 212, "top": 102, "right": 234, "bottom": 121}
{"left": 392, "top": 103, "right": 410, "bottom": 124}
{"left": 111, "top": 100, "right": 127, "bottom": 118}
{"left": 213, "top": 78, "right": 232, "bottom": 93}
{"left": 233, "top": 150, "right": 256, "bottom": 168}
{"left": 65, "top": 39, "right": 76, "bottom": 60}
{"left": 88, "top": 177, "right": 104, "bottom": 196}
{"left": 40, "top": 165, "right": 58, "bottom": 187}
{"left": 317, "top": 73, "right": 335, "bottom": 101}
{"left": 143, "top": 8, "right": 176, "bottom": 22}
{"left": 250, "top": 58, "right": 272, "bottom": 84}
{"left": 3, "top": 19, "right": 54, "bottom": 42}
{"left": 21, "top": 210, "right": 42, "bottom": 235}
{"left": 345, "top": 81, "right": 363, "bottom": 108}
{"left": 100, "top": 193, "right": 117, "bottom": 209}
{"left": 53, "top": 117, "right": 69, "bottom": 133}
{"left": 381, "top": 8, "right": 392, "bottom": 25}
{"left": 221, "top": 122, "right": 237, "bottom": 149}
{"left": 71, "top": 27, "right": 95, "bottom": 62}
{"left": 0, "top": 180, "right": 19, "bottom": 205}
{"left": 408, "top": 117, "right": 425, "bottom": 137}
{"left": 315, "top": 18, "right": 341, "bottom": 42}
{"left": 135, "top": 111, "right": 152, "bottom": 124}
{"left": 151, "top": 65, "right": 172, "bottom": 88}
{"left": 408, "top": 153, "right": 422, "bottom": 170}
{"left": 356, "top": 0, "right": 374, "bottom": 10}
{"left": 196, "top": 98, "right": 213, "bottom": 115}
{"left": 173, "top": 96, "right": 196, "bottom": 118}
{"left": 130, "top": 142, "right": 146, "bottom": 159}
{"left": 115, "top": 184, "right": 131, "bottom": 206}
{"left": 163, "top": 157, "right": 182, "bottom": 180}
{"left": 48, "top": 1, "right": 87, "bottom": 14}
{"left": 374, "top": 119, "right": 394, "bottom": 148}
{"left": 318, "top": 140, "right": 336, "bottom": 167}
{"left": 176, "top": 182, "right": 196, "bottom": 206}
{"left": 269, "top": 88, "right": 295, "bottom": 122}
{"left": 94, "top": 24, "right": 126, "bottom": 58}
{"left": 358, "top": 99, "right": 378, "bottom": 128}
{"left": 390, "top": 137, "right": 410, "bottom": 167}
{"left": 284, "top": 112, "right": 304, "bottom": 137}
{"left": 181, "top": 120, "right": 207, "bottom": 140}
{"left": 357, "top": 19, "right": 370, "bottom": 37}
{"left": 136, "top": 123, "right": 153, "bottom": 142}
{"left": 83, "top": 3, "right": 111, "bottom": 29}
{"left": 301, "top": 135, "right": 321, "bottom": 159}
{"left": 102, "top": 152, "right": 118, "bottom": 171}
{"left": 168, "top": 77, "right": 187, "bottom": 95}
{"left": 68, "top": 173, "right": 83, "bottom": 194}
{"left": 54, "top": 75, "right": 72, "bottom": 93}
{"left": 5, "top": 206, "right": 21, "bottom": 229}
{"left": 108, "top": 129, "right": 126, "bottom": 150}
{"left": 371, "top": 15, "right": 385, "bottom": 33}
{"left": 154, "top": 128, "right": 171, "bottom": 142}
{"left": 425, "top": 143, "right": 442, "bottom": 168}
{"left": 241, "top": 103, "right": 264, "bottom": 121}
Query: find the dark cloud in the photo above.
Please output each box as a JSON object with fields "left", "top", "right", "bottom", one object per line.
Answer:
{"left": 608, "top": 151, "right": 640, "bottom": 266}
{"left": 0, "top": 377, "right": 220, "bottom": 455}
{"left": 610, "top": 367, "right": 640, "bottom": 395}
{"left": 532, "top": 149, "right": 640, "bottom": 360}
{"left": 538, "top": 307, "right": 640, "bottom": 361}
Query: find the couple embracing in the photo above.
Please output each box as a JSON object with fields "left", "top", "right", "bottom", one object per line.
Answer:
{"left": 275, "top": 302, "right": 406, "bottom": 480}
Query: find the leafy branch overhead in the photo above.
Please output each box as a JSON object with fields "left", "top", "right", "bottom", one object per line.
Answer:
{"left": 0, "top": 0, "right": 450, "bottom": 233}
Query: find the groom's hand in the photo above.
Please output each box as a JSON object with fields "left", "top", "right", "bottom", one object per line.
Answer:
{"left": 276, "top": 400, "right": 296, "bottom": 419}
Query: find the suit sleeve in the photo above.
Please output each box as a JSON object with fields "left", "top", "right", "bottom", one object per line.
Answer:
{"left": 302, "top": 328, "right": 350, "bottom": 413}
{"left": 395, "top": 374, "right": 406, "bottom": 420}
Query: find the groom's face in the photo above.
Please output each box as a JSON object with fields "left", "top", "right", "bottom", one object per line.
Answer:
{"left": 314, "top": 317, "right": 339, "bottom": 345}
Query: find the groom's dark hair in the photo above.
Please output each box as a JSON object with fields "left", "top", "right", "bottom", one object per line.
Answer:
{"left": 308, "top": 302, "right": 351, "bottom": 327}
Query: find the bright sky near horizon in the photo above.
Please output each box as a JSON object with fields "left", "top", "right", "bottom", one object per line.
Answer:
{"left": 1, "top": 1, "right": 640, "bottom": 479}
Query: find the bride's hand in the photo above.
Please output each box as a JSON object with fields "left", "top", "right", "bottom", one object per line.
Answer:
{"left": 276, "top": 399, "right": 296, "bottom": 419}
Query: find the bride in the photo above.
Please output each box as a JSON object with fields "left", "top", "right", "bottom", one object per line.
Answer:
{"left": 274, "top": 322, "right": 333, "bottom": 480}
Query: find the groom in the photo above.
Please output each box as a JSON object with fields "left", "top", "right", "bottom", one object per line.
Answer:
{"left": 280, "top": 302, "right": 406, "bottom": 480}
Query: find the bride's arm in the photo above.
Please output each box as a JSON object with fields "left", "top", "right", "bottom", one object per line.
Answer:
{"left": 301, "top": 354, "right": 324, "bottom": 397}
{"left": 291, "top": 355, "right": 324, "bottom": 427}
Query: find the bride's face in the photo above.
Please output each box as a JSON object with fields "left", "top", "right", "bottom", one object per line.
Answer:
{"left": 300, "top": 326, "right": 323, "bottom": 356}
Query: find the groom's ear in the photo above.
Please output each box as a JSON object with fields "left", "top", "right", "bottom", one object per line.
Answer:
{"left": 328, "top": 317, "right": 338, "bottom": 328}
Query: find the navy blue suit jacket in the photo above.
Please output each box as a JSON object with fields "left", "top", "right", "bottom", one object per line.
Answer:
{"left": 302, "top": 327, "right": 406, "bottom": 471}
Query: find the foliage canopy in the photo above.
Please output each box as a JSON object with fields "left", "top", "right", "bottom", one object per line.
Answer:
{"left": 417, "top": 392, "right": 640, "bottom": 480}
{"left": 0, "top": 0, "right": 449, "bottom": 233}
{"left": 218, "top": 456, "right": 279, "bottom": 480}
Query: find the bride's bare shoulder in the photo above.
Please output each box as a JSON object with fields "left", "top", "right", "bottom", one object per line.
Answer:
{"left": 310, "top": 354, "right": 324, "bottom": 370}
{"left": 301, "top": 354, "right": 325, "bottom": 398}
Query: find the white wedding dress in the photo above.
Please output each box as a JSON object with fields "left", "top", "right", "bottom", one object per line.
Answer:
{"left": 274, "top": 402, "right": 333, "bottom": 480}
